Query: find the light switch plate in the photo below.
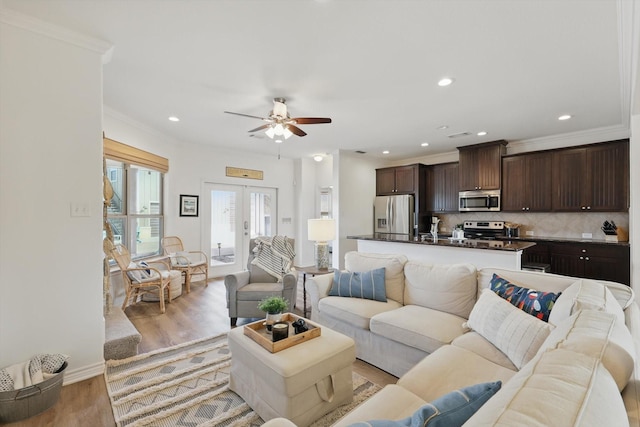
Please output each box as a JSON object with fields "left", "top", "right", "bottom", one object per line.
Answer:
{"left": 70, "top": 202, "right": 91, "bottom": 217}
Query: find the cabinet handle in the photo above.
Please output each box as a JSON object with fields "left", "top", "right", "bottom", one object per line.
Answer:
{"left": 522, "top": 207, "right": 526, "bottom": 211}
{"left": 586, "top": 206, "right": 591, "bottom": 210}
{"left": 579, "top": 256, "right": 584, "bottom": 260}
{"left": 581, "top": 249, "right": 586, "bottom": 253}
{"left": 581, "top": 206, "right": 586, "bottom": 210}
{"left": 585, "top": 257, "right": 590, "bottom": 261}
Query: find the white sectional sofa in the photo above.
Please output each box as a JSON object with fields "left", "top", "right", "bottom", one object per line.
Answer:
{"left": 278, "top": 251, "right": 640, "bottom": 426}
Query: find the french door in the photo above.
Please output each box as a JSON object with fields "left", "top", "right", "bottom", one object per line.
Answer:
{"left": 202, "top": 183, "right": 277, "bottom": 277}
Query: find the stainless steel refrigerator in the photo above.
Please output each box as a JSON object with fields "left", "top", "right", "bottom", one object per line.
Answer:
{"left": 374, "top": 194, "right": 415, "bottom": 237}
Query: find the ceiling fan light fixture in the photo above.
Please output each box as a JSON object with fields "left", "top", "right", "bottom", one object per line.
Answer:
{"left": 274, "top": 123, "right": 285, "bottom": 135}
{"left": 265, "top": 126, "right": 276, "bottom": 139}
{"left": 283, "top": 127, "right": 293, "bottom": 139}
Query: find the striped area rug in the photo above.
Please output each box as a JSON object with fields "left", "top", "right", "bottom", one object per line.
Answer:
{"left": 105, "top": 334, "right": 381, "bottom": 427}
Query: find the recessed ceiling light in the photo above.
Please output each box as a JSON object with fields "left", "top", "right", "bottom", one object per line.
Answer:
{"left": 275, "top": 139, "right": 283, "bottom": 143}
{"left": 382, "top": 150, "right": 390, "bottom": 154}
{"left": 313, "top": 155, "right": 323, "bottom": 162}
{"left": 421, "top": 142, "right": 429, "bottom": 147}
{"left": 438, "top": 77, "right": 454, "bottom": 87}
{"left": 477, "top": 131, "right": 488, "bottom": 136}
{"left": 558, "top": 114, "right": 572, "bottom": 121}
{"left": 436, "top": 125, "right": 449, "bottom": 130}
{"left": 168, "top": 116, "right": 180, "bottom": 122}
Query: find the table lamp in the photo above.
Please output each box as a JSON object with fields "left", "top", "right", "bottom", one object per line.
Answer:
{"left": 308, "top": 218, "right": 336, "bottom": 270}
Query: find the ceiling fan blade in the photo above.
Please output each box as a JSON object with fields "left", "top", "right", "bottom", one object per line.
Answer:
{"left": 286, "top": 124, "right": 307, "bottom": 137}
{"left": 248, "top": 124, "right": 271, "bottom": 133}
{"left": 291, "top": 117, "right": 332, "bottom": 124}
{"left": 224, "top": 111, "right": 270, "bottom": 121}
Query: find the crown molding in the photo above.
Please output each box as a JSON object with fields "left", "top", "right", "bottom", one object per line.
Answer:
{"left": 0, "top": 6, "right": 113, "bottom": 63}
{"left": 506, "top": 125, "right": 630, "bottom": 155}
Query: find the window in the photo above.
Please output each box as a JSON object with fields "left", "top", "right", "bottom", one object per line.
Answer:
{"left": 105, "top": 159, "right": 164, "bottom": 259}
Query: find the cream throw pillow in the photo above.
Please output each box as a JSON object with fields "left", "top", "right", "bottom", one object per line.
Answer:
{"left": 466, "top": 289, "right": 554, "bottom": 369}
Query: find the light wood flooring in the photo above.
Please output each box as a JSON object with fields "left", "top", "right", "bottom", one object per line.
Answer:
{"left": 6, "top": 277, "right": 397, "bottom": 427}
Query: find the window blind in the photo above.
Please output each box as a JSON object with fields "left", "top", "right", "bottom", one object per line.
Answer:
{"left": 103, "top": 136, "right": 169, "bottom": 173}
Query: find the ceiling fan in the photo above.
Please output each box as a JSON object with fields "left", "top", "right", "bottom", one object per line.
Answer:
{"left": 224, "top": 97, "right": 331, "bottom": 140}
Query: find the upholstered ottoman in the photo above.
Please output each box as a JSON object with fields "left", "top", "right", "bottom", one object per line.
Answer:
{"left": 142, "top": 270, "right": 182, "bottom": 301}
{"left": 227, "top": 324, "right": 356, "bottom": 427}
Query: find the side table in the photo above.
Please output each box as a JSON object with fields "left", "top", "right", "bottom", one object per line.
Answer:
{"left": 297, "top": 266, "right": 335, "bottom": 318}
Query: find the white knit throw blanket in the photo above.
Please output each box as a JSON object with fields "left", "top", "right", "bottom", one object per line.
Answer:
{"left": 0, "top": 353, "right": 68, "bottom": 391}
{"left": 251, "top": 235, "right": 295, "bottom": 281}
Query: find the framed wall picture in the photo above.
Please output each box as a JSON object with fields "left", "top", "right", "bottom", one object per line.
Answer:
{"left": 179, "top": 195, "right": 199, "bottom": 217}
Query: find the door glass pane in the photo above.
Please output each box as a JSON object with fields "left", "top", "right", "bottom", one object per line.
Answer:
{"left": 211, "top": 190, "right": 236, "bottom": 266}
{"left": 250, "top": 191, "right": 273, "bottom": 238}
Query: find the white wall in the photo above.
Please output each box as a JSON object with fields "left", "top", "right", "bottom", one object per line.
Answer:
{"left": 334, "top": 152, "right": 387, "bottom": 269}
{"left": 0, "top": 13, "right": 109, "bottom": 382}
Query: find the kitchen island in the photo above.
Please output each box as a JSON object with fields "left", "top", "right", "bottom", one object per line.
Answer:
{"left": 348, "top": 234, "right": 536, "bottom": 270}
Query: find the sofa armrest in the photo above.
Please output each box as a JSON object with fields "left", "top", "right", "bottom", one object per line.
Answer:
{"left": 224, "top": 270, "right": 251, "bottom": 311}
{"left": 261, "top": 418, "right": 298, "bottom": 427}
{"left": 307, "top": 272, "right": 334, "bottom": 322}
{"left": 282, "top": 269, "right": 298, "bottom": 291}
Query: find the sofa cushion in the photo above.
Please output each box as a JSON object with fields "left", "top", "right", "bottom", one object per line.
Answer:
{"left": 318, "top": 296, "right": 402, "bottom": 330}
{"left": 348, "top": 381, "right": 502, "bottom": 427}
{"left": 451, "top": 332, "right": 517, "bottom": 371}
{"left": 477, "top": 268, "right": 574, "bottom": 295}
{"left": 345, "top": 252, "right": 408, "bottom": 304}
{"left": 539, "top": 309, "right": 635, "bottom": 391}
{"left": 466, "top": 289, "right": 553, "bottom": 369}
{"left": 403, "top": 262, "right": 477, "bottom": 319}
{"left": 464, "top": 348, "right": 629, "bottom": 427}
{"left": 398, "top": 345, "right": 517, "bottom": 402}
{"left": 489, "top": 273, "right": 561, "bottom": 322}
{"left": 548, "top": 278, "right": 625, "bottom": 326}
{"left": 330, "top": 267, "right": 387, "bottom": 302}
{"left": 371, "top": 305, "right": 468, "bottom": 354}
{"left": 332, "top": 385, "right": 428, "bottom": 427}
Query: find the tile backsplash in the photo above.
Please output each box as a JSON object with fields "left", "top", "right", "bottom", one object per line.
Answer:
{"left": 434, "top": 212, "right": 629, "bottom": 241}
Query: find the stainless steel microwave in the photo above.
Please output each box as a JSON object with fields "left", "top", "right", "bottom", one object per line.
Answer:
{"left": 459, "top": 189, "right": 501, "bottom": 212}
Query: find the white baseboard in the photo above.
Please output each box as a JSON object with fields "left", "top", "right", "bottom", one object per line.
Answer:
{"left": 62, "top": 361, "right": 105, "bottom": 385}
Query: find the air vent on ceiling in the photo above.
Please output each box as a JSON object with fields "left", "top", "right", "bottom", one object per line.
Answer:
{"left": 355, "top": 150, "right": 367, "bottom": 154}
{"left": 447, "top": 132, "right": 472, "bottom": 138}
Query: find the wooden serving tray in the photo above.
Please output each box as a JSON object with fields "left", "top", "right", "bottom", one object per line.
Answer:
{"left": 243, "top": 313, "right": 321, "bottom": 353}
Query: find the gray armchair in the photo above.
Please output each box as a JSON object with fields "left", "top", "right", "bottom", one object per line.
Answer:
{"left": 224, "top": 238, "right": 298, "bottom": 326}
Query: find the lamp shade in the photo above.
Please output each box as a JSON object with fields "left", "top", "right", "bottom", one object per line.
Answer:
{"left": 308, "top": 219, "right": 336, "bottom": 242}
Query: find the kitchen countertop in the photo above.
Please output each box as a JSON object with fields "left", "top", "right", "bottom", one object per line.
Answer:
{"left": 348, "top": 234, "right": 536, "bottom": 252}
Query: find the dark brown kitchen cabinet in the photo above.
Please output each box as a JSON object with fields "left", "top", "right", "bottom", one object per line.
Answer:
{"left": 521, "top": 241, "right": 551, "bottom": 265}
{"left": 502, "top": 152, "right": 552, "bottom": 211}
{"left": 458, "top": 140, "right": 507, "bottom": 191}
{"left": 376, "top": 164, "right": 429, "bottom": 233}
{"left": 376, "top": 164, "right": 419, "bottom": 195}
{"left": 550, "top": 242, "right": 630, "bottom": 285}
{"left": 552, "top": 140, "right": 629, "bottom": 212}
{"left": 428, "top": 162, "right": 459, "bottom": 212}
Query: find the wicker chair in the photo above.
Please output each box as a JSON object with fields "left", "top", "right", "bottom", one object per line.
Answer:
{"left": 107, "top": 241, "right": 172, "bottom": 313}
{"left": 161, "top": 236, "right": 209, "bottom": 293}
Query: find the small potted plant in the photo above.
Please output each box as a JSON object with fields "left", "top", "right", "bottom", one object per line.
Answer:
{"left": 258, "top": 296, "right": 289, "bottom": 332}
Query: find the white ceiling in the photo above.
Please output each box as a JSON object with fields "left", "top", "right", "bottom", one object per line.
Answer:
{"left": 2, "top": 0, "right": 631, "bottom": 161}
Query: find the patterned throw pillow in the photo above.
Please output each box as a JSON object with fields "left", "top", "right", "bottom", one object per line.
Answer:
{"left": 329, "top": 268, "right": 387, "bottom": 302}
{"left": 490, "top": 274, "right": 561, "bottom": 322}
{"left": 347, "top": 381, "right": 502, "bottom": 427}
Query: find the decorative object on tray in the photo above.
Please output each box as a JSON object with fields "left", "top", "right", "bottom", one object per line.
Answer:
{"left": 244, "top": 313, "right": 321, "bottom": 353}
{"left": 272, "top": 322, "right": 289, "bottom": 342}
{"left": 292, "top": 318, "right": 309, "bottom": 334}
{"left": 258, "top": 296, "right": 289, "bottom": 333}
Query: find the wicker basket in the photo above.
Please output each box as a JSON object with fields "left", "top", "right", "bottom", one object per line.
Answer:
{"left": 0, "top": 362, "right": 67, "bottom": 423}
